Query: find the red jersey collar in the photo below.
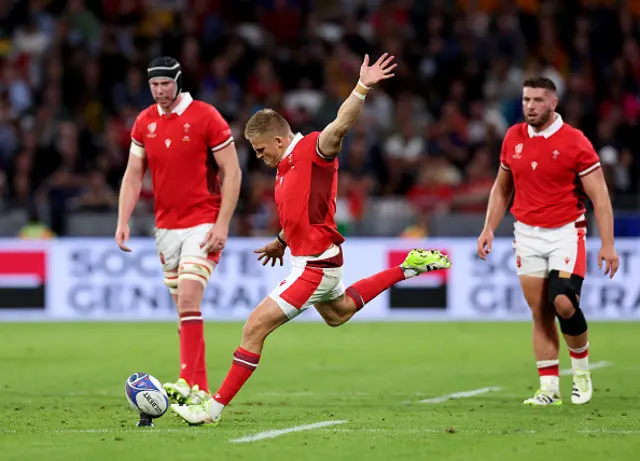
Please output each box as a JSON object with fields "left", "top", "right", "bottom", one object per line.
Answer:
{"left": 527, "top": 113, "right": 563, "bottom": 138}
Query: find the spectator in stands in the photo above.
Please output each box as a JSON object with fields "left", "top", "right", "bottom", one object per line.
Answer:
{"left": 0, "top": 0, "right": 638, "bottom": 237}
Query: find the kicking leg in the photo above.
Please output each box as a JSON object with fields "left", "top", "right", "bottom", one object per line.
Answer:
{"left": 519, "top": 274, "right": 562, "bottom": 406}
{"left": 316, "top": 249, "right": 451, "bottom": 327}
{"left": 171, "top": 296, "right": 288, "bottom": 425}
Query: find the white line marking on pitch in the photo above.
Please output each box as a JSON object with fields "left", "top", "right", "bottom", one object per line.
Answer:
{"left": 579, "top": 429, "right": 640, "bottom": 435}
{"left": 560, "top": 360, "right": 612, "bottom": 376}
{"left": 230, "top": 420, "right": 348, "bottom": 443}
{"left": 419, "top": 387, "right": 502, "bottom": 404}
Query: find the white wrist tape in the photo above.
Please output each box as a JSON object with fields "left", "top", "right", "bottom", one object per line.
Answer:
{"left": 352, "top": 90, "right": 366, "bottom": 100}
{"left": 357, "top": 80, "right": 371, "bottom": 90}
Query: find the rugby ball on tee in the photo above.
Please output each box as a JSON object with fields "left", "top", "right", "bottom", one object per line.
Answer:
{"left": 125, "top": 373, "right": 169, "bottom": 418}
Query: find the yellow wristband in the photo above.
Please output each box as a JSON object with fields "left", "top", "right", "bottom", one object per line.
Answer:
{"left": 357, "top": 80, "right": 371, "bottom": 90}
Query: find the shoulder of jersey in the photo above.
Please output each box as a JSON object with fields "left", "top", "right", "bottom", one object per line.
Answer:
{"left": 505, "top": 122, "right": 528, "bottom": 139}
{"left": 137, "top": 104, "right": 159, "bottom": 121}
{"left": 560, "top": 122, "right": 583, "bottom": 137}
{"left": 297, "top": 131, "right": 320, "bottom": 149}
{"left": 191, "top": 100, "right": 220, "bottom": 114}
{"left": 302, "top": 131, "right": 321, "bottom": 142}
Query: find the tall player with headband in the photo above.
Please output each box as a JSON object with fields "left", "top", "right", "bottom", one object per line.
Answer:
{"left": 116, "top": 57, "right": 242, "bottom": 408}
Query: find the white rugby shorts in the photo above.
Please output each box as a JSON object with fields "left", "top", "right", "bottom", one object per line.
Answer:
{"left": 154, "top": 223, "right": 221, "bottom": 272}
{"left": 513, "top": 217, "right": 587, "bottom": 278}
{"left": 269, "top": 245, "right": 346, "bottom": 319}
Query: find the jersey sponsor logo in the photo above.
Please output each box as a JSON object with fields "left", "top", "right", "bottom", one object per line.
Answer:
{"left": 148, "top": 122, "right": 157, "bottom": 138}
{"left": 531, "top": 161, "right": 538, "bottom": 170}
{"left": 552, "top": 149, "right": 560, "bottom": 159}
{"left": 165, "top": 139, "right": 171, "bottom": 148}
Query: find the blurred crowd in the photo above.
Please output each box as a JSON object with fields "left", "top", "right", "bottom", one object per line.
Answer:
{"left": 0, "top": 0, "right": 639, "bottom": 237}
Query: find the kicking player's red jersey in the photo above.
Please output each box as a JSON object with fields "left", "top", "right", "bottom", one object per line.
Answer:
{"left": 275, "top": 132, "right": 345, "bottom": 256}
{"left": 499, "top": 115, "right": 601, "bottom": 228}
{"left": 130, "top": 93, "right": 234, "bottom": 229}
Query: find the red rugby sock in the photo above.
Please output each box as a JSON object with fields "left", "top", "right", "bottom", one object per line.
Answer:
{"left": 213, "top": 347, "right": 261, "bottom": 405}
{"left": 178, "top": 311, "right": 203, "bottom": 386}
{"left": 345, "top": 267, "right": 405, "bottom": 311}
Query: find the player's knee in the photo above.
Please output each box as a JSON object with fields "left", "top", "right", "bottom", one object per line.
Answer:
{"left": 178, "top": 257, "right": 214, "bottom": 289}
{"left": 547, "top": 270, "right": 588, "bottom": 336}
{"left": 164, "top": 270, "right": 179, "bottom": 295}
{"left": 178, "top": 296, "right": 201, "bottom": 314}
{"left": 530, "top": 306, "right": 553, "bottom": 326}
{"left": 242, "top": 318, "right": 269, "bottom": 343}
{"left": 547, "top": 270, "right": 583, "bottom": 315}
{"left": 553, "top": 295, "right": 575, "bottom": 319}
{"left": 557, "top": 304, "right": 588, "bottom": 336}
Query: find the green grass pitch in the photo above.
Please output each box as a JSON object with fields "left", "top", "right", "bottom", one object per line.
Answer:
{"left": 1, "top": 322, "right": 639, "bottom": 460}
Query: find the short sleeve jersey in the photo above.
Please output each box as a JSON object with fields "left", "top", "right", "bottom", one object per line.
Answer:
{"left": 499, "top": 115, "right": 601, "bottom": 228}
{"left": 274, "top": 132, "right": 345, "bottom": 256}
{"left": 130, "top": 93, "right": 234, "bottom": 228}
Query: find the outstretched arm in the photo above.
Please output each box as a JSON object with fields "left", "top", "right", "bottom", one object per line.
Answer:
{"left": 317, "top": 53, "right": 396, "bottom": 158}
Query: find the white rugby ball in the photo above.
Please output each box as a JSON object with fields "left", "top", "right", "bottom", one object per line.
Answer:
{"left": 125, "top": 373, "right": 169, "bottom": 418}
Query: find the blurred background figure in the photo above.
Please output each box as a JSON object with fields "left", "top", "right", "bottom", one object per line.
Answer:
{"left": 0, "top": 0, "right": 638, "bottom": 239}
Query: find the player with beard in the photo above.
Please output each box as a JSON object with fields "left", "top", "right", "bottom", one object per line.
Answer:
{"left": 116, "top": 57, "right": 242, "bottom": 408}
{"left": 477, "top": 77, "right": 619, "bottom": 406}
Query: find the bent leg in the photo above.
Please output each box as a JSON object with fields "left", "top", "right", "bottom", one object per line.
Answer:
{"left": 315, "top": 250, "right": 451, "bottom": 327}
{"left": 315, "top": 266, "right": 405, "bottom": 327}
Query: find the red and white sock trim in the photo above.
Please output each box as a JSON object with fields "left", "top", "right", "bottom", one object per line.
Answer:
{"left": 536, "top": 359, "right": 559, "bottom": 376}
{"left": 180, "top": 311, "right": 203, "bottom": 323}
{"left": 569, "top": 342, "right": 589, "bottom": 359}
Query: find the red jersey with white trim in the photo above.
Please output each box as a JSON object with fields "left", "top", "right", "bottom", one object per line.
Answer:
{"left": 130, "top": 93, "right": 233, "bottom": 229}
{"left": 499, "top": 115, "right": 601, "bottom": 228}
{"left": 275, "top": 132, "right": 345, "bottom": 256}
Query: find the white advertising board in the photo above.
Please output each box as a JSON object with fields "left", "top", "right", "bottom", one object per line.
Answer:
{"left": 0, "top": 237, "right": 637, "bottom": 321}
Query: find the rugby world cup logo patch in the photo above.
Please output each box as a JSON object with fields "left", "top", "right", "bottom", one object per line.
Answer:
{"left": 513, "top": 143, "right": 523, "bottom": 159}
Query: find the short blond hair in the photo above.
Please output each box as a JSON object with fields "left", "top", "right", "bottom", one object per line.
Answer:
{"left": 244, "top": 109, "right": 292, "bottom": 140}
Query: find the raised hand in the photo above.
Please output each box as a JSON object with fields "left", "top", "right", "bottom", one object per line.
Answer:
{"left": 359, "top": 53, "right": 397, "bottom": 88}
